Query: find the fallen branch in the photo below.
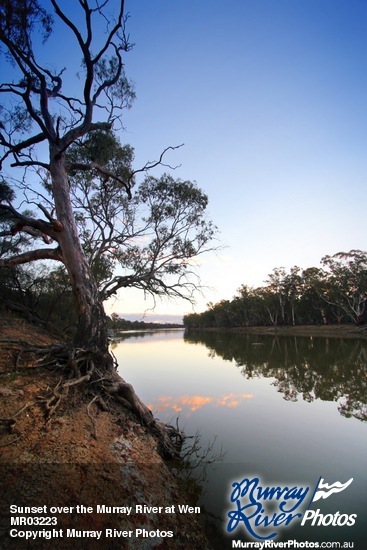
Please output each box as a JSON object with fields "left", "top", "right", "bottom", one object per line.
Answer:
{"left": 0, "top": 435, "right": 22, "bottom": 448}
{"left": 0, "top": 401, "right": 35, "bottom": 444}
{"left": 0, "top": 401, "right": 35, "bottom": 424}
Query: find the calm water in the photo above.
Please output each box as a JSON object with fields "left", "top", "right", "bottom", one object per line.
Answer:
{"left": 113, "top": 330, "right": 367, "bottom": 546}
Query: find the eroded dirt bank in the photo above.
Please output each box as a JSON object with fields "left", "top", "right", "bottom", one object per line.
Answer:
{"left": 0, "top": 314, "right": 210, "bottom": 549}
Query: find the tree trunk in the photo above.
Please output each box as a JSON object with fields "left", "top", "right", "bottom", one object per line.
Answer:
{"left": 291, "top": 303, "right": 296, "bottom": 326}
{"left": 48, "top": 150, "right": 177, "bottom": 458}
{"left": 50, "top": 149, "right": 109, "bottom": 352}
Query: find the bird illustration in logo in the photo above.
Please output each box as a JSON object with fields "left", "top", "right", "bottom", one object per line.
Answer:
{"left": 312, "top": 478, "right": 353, "bottom": 502}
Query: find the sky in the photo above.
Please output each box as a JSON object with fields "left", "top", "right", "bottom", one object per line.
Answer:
{"left": 108, "top": 0, "right": 367, "bottom": 321}
{"left": 2, "top": 0, "right": 367, "bottom": 323}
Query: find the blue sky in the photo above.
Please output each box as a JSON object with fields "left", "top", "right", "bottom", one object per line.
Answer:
{"left": 2, "top": 0, "right": 367, "bottom": 322}
{"left": 109, "top": 0, "right": 367, "bottom": 320}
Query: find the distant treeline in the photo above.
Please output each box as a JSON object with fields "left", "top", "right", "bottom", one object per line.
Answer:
{"left": 107, "top": 315, "right": 183, "bottom": 331}
{"left": 184, "top": 250, "right": 367, "bottom": 329}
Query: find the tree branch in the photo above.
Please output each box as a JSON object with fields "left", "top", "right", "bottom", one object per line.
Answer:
{"left": 10, "top": 160, "right": 50, "bottom": 170}
{"left": 93, "top": 2, "right": 128, "bottom": 65}
{"left": 0, "top": 204, "right": 63, "bottom": 241}
{"left": 0, "top": 247, "right": 63, "bottom": 268}
{"left": 100, "top": 271, "right": 198, "bottom": 303}
{"left": 0, "top": 132, "right": 46, "bottom": 168}
{"left": 130, "top": 145, "right": 184, "bottom": 180}
{"left": 66, "top": 161, "right": 132, "bottom": 198}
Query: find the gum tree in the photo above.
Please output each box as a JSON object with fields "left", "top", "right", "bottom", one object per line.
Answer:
{"left": 0, "top": 0, "right": 215, "bottom": 455}
{"left": 66, "top": 132, "right": 216, "bottom": 304}
{"left": 321, "top": 250, "right": 367, "bottom": 325}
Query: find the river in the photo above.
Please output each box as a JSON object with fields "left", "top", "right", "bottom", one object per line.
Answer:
{"left": 113, "top": 329, "right": 367, "bottom": 546}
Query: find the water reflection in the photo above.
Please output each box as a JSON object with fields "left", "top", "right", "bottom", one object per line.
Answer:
{"left": 110, "top": 329, "right": 184, "bottom": 347}
{"left": 113, "top": 329, "right": 367, "bottom": 545}
{"left": 184, "top": 331, "right": 367, "bottom": 421}
{"left": 149, "top": 392, "right": 253, "bottom": 414}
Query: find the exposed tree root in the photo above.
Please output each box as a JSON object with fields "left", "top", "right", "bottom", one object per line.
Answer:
{"left": 10, "top": 342, "right": 181, "bottom": 459}
{"left": 42, "top": 378, "right": 68, "bottom": 422}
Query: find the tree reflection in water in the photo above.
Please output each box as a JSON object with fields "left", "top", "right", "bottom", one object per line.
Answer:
{"left": 184, "top": 332, "right": 367, "bottom": 422}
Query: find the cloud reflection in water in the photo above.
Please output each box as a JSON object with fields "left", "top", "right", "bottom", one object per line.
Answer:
{"left": 149, "top": 392, "right": 253, "bottom": 414}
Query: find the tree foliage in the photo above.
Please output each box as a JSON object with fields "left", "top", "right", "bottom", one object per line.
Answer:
{"left": 184, "top": 250, "right": 367, "bottom": 329}
{"left": 0, "top": 0, "right": 216, "bottom": 455}
{"left": 321, "top": 250, "right": 367, "bottom": 324}
{"left": 0, "top": 1, "right": 216, "bottom": 327}
{"left": 65, "top": 131, "right": 217, "bottom": 302}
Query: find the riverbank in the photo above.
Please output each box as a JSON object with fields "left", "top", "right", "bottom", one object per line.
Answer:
{"left": 0, "top": 313, "right": 210, "bottom": 549}
{"left": 191, "top": 324, "right": 367, "bottom": 340}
